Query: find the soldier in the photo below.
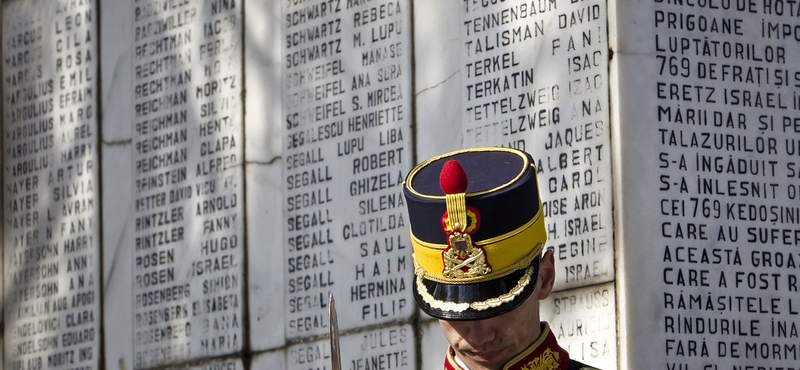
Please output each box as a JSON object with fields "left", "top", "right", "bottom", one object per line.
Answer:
{"left": 403, "top": 148, "right": 600, "bottom": 370}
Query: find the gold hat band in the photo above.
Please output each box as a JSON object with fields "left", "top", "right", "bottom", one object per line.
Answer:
{"left": 411, "top": 210, "right": 546, "bottom": 284}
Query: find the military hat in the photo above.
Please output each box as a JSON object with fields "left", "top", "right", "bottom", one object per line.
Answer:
{"left": 403, "top": 147, "right": 546, "bottom": 320}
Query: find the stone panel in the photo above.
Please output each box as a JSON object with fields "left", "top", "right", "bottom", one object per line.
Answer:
{"left": 286, "top": 324, "right": 414, "bottom": 370}
{"left": 412, "top": 0, "right": 464, "bottom": 161}
{"left": 252, "top": 351, "right": 285, "bottom": 370}
{"left": 183, "top": 357, "right": 242, "bottom": 370}
{"left": 281, "top": 0, "right": 415, "bottom": 341}
{"left": 100, "top": 0, "right": 136, "bottom": 367}
{"left": 128, "top": 0, "right": 244, "bottom": 367}
{"left": 419, "top": 319, "right": 450, "bottom": 369}
{"left": 244, "top": 0, "right": 284, "bottom": 352}
{"left": 611, "top": 1, "right": 800, "bottom": 368}
{"left": 541, "top": 282, "right": 616, "bottom": 368}
{"left": 459, "top": 0, "right": 613, "bottom": 292}
{"left": 245, "top": 163, "right": 285, "bottom": 351}
{"left": 3, "top": 1, "right": 101, "bottom": 369}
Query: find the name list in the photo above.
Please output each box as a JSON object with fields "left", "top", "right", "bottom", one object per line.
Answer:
{"left": 460, "top": 0, "right": 615, "bottom": 291}
{"left": 543, "top": 283, "right": 616, "bottom": 366}
{"left": 283, "top": 0, "right": 413, "bottom": 339}
{"left": 3, "top": 1, "right": 101, "bottom": 370}
{"left": 287, "top": 325, "right": 412, "bottom": 370}
{"left": 131, "top": 0, "right": 244, "bottom": 367}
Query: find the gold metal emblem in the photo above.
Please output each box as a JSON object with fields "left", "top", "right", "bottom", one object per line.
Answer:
{"left": 520, "top": 348, "right": 560, "bottom": 370}
{"left": 442, "top": 224, "right": 491, "bottom": 279}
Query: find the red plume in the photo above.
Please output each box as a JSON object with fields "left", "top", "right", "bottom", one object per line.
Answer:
{"left": 439, "top": 160, "right": 468, "bottom": 194}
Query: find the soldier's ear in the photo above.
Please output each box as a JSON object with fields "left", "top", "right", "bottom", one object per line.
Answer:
{"left": 536, "top": 250, "right": 556, "bottom": 300}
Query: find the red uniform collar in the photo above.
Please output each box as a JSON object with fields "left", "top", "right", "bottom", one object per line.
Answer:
{"left": 444, "top": 323, "right": 570, "bottom": 370}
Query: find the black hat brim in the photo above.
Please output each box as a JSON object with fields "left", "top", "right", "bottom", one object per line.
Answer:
{"left": 414, "top": 257, "right": 540, "bottom": 321}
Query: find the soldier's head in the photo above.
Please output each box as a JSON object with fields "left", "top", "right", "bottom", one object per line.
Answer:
{"left": 403, "top": 148, "right": 554, "bottom": 369}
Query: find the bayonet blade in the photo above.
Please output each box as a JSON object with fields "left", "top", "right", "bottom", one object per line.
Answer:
{"left": 329, "top": 293, "right": 342, "bottom": 370}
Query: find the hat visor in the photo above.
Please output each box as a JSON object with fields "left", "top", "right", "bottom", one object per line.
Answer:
{"left": 414, "top": 258, "right": 540, "bottom": 321}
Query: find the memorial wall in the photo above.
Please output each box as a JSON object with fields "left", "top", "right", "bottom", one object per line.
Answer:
{"left": 3, "top": 1, "right": 101, "bottom": 370}
{"left": 130, "top": 0, "right": 245, "bottom": 366}
{"left": 282, "top": 0, "right": 415, "bottom": 368}
{"left": 458, "top": 0, "right": 616, "bottom": 366}
{"left": 0, "top": 0, "right": 797, "bottom": 369}
{"left": 613, "top": 1, "right": 800, "bottom": 368}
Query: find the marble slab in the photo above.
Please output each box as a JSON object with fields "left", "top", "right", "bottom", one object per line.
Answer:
{"left": 99, "top": 0, "right": 136, "bottom": 368}
{"left": 286, "top": 324, "right": 414, "bottom": 370}
{"left": 245, "top": 163, "right": 285, "bottom": 351}
{"left": 411, "top": 0, "right": 465, "bottom": 161}
{"left": 610, "top": 1, "right": 800, "bottom": 369}
{"left": 182, "top": 357, "right": 242, "bottom": 370}
{"left": 281, "top": 0, "right": 415, "bottom": 341}
{"left": 100, "top": 143, "right": 136, "bottom": 370}
{"left": 458, "top": 0, "right": 614, "bottom": 292}
{"left": 129, "top": 0, "right": 245, "bottom": 367}
{"left": 243, "top": 0, "right": 284, "bottom": 352}
{"left": 3, "top": 1, "right": 101, "bottom": 369}
{"left": 541, "top": 282, "right": 616, "bottom": 369}
{"left": 252, "top": 350, "right": 285, "bottom": 370}
{"left": 419, "top": 319, "right": 450, "bottom": 370}
{"left": 243, "top": 0, "right": 282, "bottom": 164}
